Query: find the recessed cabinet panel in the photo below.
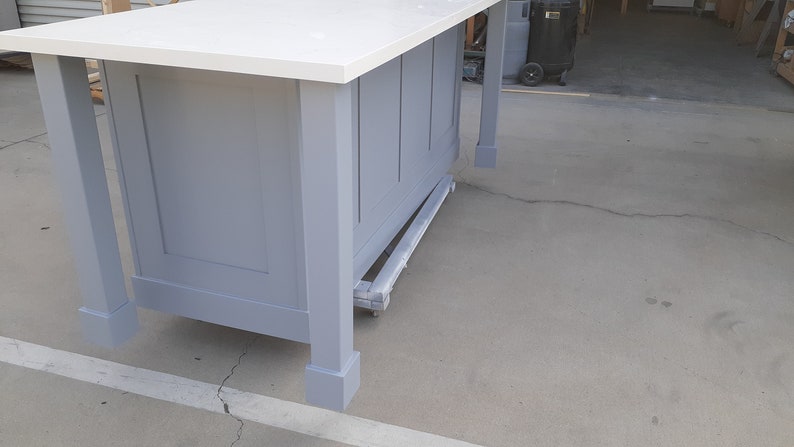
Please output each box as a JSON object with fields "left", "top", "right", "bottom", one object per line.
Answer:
{"left": 106, "top": 63, "right": 302, "bottom": 309}
{"left": 431, "top": 27, "right": 459, "bottom": 149}
{"left": 400, "top": 40, "right": 433, "bottom": 174}
{"left": 137, "top": 75, "right": 269, "bottom": 273}
{"left": 358, "top": 57, "right": 402, "bottom": 219}
{"left": 351, "top": 25, "right": 463, "bottom": 277}
{"left": 104, "top": 25, "right": 463, "bottom": 309}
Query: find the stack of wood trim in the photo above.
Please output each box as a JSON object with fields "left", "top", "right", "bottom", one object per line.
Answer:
{"left": 0, "top": 53, "right": 33, "bottom": 69}
{"left": 86, "top": 59, "right": 104, "bottom": 102}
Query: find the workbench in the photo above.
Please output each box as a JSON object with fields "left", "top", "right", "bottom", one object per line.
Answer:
{"left": 0, "top": 0, "right": 507, "bottom": 410}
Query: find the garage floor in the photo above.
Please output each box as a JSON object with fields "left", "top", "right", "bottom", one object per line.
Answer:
{"left": 2, "top": 6, "right": 794, "bottom": 445}
{"left": 528, "top": 0, "right": 794, "bottom": 109}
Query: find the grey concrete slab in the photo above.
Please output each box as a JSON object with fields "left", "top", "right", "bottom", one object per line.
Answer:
{"left": 2, "top": 54, "right": 794, "bottom": 446}
{"left": 457, "top": 87, "right": 794, "bottom": 245}
{"left": 0, "top": 68, "right": 47, "bottom": 143}
{"left": 352, "top": 187, "right": 794, "bottom": 445}
{"left": 0, "top": 363, "right": 351, "bottom": 447}
{"left": 340, "top": 88, "right": 794, "bottom": 445}
{"left": 0, "top": 65, "right": 105, "bottom": 146}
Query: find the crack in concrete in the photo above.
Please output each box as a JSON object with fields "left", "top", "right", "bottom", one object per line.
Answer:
{"left": 0, "top": 132, "right": 49, "bottom": 151}
{"left": 0, "top": 112, "right": 103, "bottom": 150}
{"left": 216, "top": 335, "right": 259, "bottom": 447}
{"left": 23, "top": 132, "right": 49, "bottom": 144}
{"left": 455, "top": 144, "right": 472, "bottom": 182}
{"left": 458, "top": 181, "right": 794, "bottom": 246}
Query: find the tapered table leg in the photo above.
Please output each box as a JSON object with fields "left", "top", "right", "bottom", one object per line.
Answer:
{"left": 475, "top": 0, "right": 508, "bottom": 168}
{"left": 32, "top": 54, "right": 139, "bottom": 347}
{"left": 297, "top": 80, "right": 360, "bottom": 411}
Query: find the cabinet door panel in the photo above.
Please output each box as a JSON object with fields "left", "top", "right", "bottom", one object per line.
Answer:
{"left": 105, "top": 63, "right": 302, "bottom": 309}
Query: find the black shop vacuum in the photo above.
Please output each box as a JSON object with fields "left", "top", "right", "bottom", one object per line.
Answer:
{"left": 519, "top": 0, "right": 579, "bottom": 86}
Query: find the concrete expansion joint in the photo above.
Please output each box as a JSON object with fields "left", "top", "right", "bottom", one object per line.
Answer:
{"left": 216, "top": 335, "right": 259, "bottom": 447}
{"left": 459, "top": 181, "right": 794, "bottom": 246}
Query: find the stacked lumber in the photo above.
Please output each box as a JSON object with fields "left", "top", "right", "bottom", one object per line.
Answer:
{"left": 0, "top": 53, "right": 33, "bottom": 69}
{"left": 85, "top": 59, "right": 104, "bottom": 103}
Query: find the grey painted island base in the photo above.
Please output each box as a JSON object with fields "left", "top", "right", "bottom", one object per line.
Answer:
{"left": 28, "top": 5, "right": 506, "bottom": 411}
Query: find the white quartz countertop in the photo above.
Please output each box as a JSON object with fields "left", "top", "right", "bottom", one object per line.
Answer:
{"left": 0, "top": 0, "right": 499, "bottom": 83}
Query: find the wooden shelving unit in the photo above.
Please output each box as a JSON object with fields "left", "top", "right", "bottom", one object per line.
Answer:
{"left": 773, "top": 0, "right": 794, "bottom": 84}
{"left": 735, "top": 0, "right": 772, "bottom": 45}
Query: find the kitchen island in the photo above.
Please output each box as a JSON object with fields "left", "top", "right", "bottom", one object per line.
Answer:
{"left": 0, "top": 0, "right": 506, "bottom": 410}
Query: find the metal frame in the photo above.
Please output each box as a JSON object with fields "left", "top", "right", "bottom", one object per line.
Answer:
{"left": 354, "top": 175, "right": 456, "bottom": 312}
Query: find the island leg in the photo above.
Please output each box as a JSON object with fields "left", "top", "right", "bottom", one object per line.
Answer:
{"left": 475, "top": 0, "right": 508, "bottom": 168}
{"left": 297, "top": 80, "right": 360, "bottom": 411}
{"left": 32, "top": 54, "right": 139, "bottom": 347}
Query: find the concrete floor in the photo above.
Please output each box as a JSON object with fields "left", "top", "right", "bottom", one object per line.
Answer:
{"left": 2, "top": 7, "right": 794, "bottom": 446}
{"left": 526, "top": 0, "right": 794, "bottom": 109}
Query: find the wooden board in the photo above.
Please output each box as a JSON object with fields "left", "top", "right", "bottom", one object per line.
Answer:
{"left": 755, "top": 0, "right": 786, "bottom": 55}
{"left": 772, "top": 0, "right": 794, "bottom": 86}
{"left": 0, "top": 53, "right": 33, "bottom": 69}
{"left": 776, "top": 57, "right": 794, "bottom": 84}
{"left": 736, "top": 0, "right": 773, "bottom": 42}
{"left": 102, "top": 0, "right": 131, "bottom": 14}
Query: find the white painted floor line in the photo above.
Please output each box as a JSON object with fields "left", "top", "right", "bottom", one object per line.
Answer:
{"left": 501, "top": 88, "right": 591, "bottom": 97}
{"left": 0, "top": 336, "right": 483, "bottom": 447}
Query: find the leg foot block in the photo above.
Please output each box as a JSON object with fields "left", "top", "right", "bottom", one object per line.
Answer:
{"left": 305, "top": 351, "right": 361, "bottom": 411}
{"left": 475, "top": 144, "right": 498, "bottom": 168}
{"left": 78, "top": 301, "right": 139, "bottom": 348}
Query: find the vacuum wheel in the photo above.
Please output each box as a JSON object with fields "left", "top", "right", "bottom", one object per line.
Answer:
{"left": 519, "top": 62, "right": 544, "bottom": 87}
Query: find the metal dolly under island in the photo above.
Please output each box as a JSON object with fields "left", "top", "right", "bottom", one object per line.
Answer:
{"left": 354, "top": 175, "right": 456, "bottom": 315}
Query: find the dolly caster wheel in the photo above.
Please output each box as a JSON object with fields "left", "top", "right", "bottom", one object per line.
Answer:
{"left": 371, "top": 310, "right": 380, "bottom": 318}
